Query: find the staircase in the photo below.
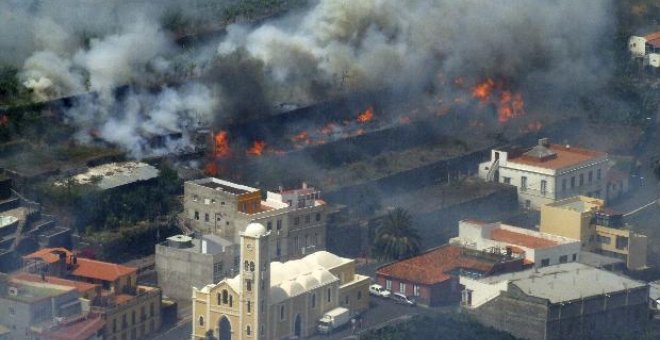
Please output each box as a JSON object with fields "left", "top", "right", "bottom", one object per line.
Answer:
{"left": 486, "top": 158, "right": 499, "bottom": 182}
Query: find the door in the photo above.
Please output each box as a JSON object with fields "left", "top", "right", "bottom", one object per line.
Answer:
{"left": 219, "top": 316, "right": 231, "bottom": 340}
{"left": 294, "top": 314, "right": 302, "bottom": 338}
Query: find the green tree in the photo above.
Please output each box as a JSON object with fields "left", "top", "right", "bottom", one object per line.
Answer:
{"left": 372, "top": 208, "right": 421, "bottom": 261}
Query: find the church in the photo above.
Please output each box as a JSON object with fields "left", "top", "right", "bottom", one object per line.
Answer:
{"left": 192, "top": 223, "right": 370, "bottom": 339}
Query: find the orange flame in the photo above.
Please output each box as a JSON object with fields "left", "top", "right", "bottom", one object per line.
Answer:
{"left": 213, "top": 131, "right": 231, "bottom": 158}
{"left": 205, "top": 162, "right": 219, "bottom": 176}
{"left": 246, "top": 140, "right": 266, "bottom": 156}
{"left": 291, "top": 131, "right": 310, "bottom": 143}
{"left": 497, "top": 91, "right": 525, "bottom": 123}
{"left": 320, "top": 123, "right": 336, "bottom": 135}
{"left": 357, "top": 106, "right": 374, "bottom": 123}
{"left": 472, "top": 79, "right": 495, "bottom": 103}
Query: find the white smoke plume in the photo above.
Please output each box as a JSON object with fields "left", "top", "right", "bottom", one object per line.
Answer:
{"left": 218, "top": 0, "right": 616, "bottom": 105}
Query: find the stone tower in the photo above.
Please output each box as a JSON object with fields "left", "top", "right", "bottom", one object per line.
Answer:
{"left": 239, "top": 223, "right": 270, "bottom": 339}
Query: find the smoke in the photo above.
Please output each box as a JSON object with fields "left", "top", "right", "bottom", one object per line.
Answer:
{"left": 217, "top": 0, "right": 616, "bottom": 106}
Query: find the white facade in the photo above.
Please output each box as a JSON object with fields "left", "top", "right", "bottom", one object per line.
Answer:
{"left": 450, "top": 220, "right": 581, "bottom": 268}
{"left": 645, "top": 53, "right": 660, "bottom": 68}
{"left": 478, "top": 139, "right": 608, "bottom": 210}
{"left": 629, "top": 35, "right": 647, "bottom": 57}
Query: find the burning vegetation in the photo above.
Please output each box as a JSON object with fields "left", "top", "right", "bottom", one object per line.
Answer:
{"left": 471, "top": 78, "right": 525, "bottom": 123}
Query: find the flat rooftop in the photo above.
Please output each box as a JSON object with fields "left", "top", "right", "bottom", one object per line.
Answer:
{"left": 4, "top": 280, "right": 74, "bottom": 303}
{"left": 490, "top": 228, "right": 558, "bottom": 249}
{"left": 56, "top": 162, "right": 159, "bottom": 190}
{"left": 192, "top": 178, "right": 258, "bottom": 195}
{"left": 162, "top": 234, "right": 233, "bottom": 255}
{"left": 545, "top": 196, "right": 603, "bottom": 213}
{"left": 480, "top": 262, "right": 645, "bottom": 303}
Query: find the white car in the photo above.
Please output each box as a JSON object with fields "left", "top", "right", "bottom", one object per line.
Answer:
{"left": 369, "top": 284, "right": 391, "bottom": 298}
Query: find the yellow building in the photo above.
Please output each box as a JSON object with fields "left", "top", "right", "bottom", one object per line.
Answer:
{"left": 540, "top": 196, "right": 648, "bottom": 270}
{"left": 192, "top": 223, "right": 370, "bottom": 339}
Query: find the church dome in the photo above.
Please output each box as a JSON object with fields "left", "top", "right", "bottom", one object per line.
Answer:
{"left": 244, "top": 223, "right": 267, "bottom": 237}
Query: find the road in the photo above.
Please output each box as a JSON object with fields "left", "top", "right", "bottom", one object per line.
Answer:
{"left": 152, "top": 296, "right": 443, "bottom": 340}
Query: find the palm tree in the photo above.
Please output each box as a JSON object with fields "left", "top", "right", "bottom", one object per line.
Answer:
{"left": 372, "top": 208, "right": 422, "bottom": 261}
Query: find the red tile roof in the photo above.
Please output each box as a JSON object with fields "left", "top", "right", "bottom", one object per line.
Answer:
{"left": 509, "top": 144, "right": 605, "bottom": 170}
{"left": 490, "top": 228, "right": 557, "bottom": 249}
{"left": 645, "top": 32, "right": 660, "bottom": 48}
{"left": 23, "top": 248, "right": 72, "bottom": 264}
{"left": 376, "top": 245, "right": 499, "bottom": 285}
{"left": 72, "top": 258, "right": 137, "bottom": 282}
{"left": 11, "top": 273, "right": 99, "bottom": 294}
{"left": 38, "top": 315, "right": 105, "bottom": 340}
{"left": 23, "top": 248, "right": 137, "bottom": 282}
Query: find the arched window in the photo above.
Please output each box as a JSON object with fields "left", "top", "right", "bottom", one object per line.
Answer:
{"left": 311, "top": 293, "right": 316, "bottom": 308}
{"left": 222, "top": 290, "right": 228, "bottom": 304}
{"left": 217, "top": 293, "right": 221, "bottom": 305}
{"left": 198, "top": 316, "right": 204, "bottom": 326}
{"left": 246, "top": 325, "right": 251, "bottom": 335}
{"left": 280, "top": 305, "right": 285, "bottom": 321}
{"left": 327, "top": 288, "right": 331, "bottom": 302}
{"left": 229, "top": 295, "right": 233, "bottom": 307}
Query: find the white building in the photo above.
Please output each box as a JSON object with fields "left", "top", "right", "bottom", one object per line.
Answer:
{"left": 478, "top": 138, "right": 608, "bottom": 209}
{"left": 450, "top": 220, "right": 581, "bottom": 268}
{"left": 629, "top": 32, "right": 660, "bottom": 58}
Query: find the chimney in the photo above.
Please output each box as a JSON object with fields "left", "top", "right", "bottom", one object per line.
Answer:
{"left": 538, "top": 138, "right": 550, "bottom": 147}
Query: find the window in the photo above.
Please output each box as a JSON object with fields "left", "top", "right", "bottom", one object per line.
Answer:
{"left": 399, "top": 282, "right": 407, "bottom": 294}
{"left": 205, "top": 213, "right": 209, "bottom": 222}
{"left": 305, "top": 215, "right": 311, "bottom": 223}
{"left": 314, "top": 233, "right": 318, "bottom": 246}
{"left": 150, "top": 303, "right": 154, "bottom": 317}
{"left": 572, "top": 253, "right": 577, "bottom": 261}
{"left": 194, "top": 211, "right": 199, "bottom": 220}
{"left": 540, "top": 180, "right": 547, "bottom": 195}
{"left": 570, "top": 176, "right": 575, "bottom": 188}
{"left": 267, "top": 221, "right": 272, "bottom": 230}
{"left": 311, "top": 293, "right": 316, "bottom": 308}
{"left": 503, "top": 177, "right": 511, "bottom": 184}
{"left": 276, "top": 239, "right": 281, "bottom": 257}
{"left": 246, "top": 325, "right": 251, "bottom": 336}
{"left": 8, "top": 307, "right": 14, "bottom": 316}
{"left": 204, "top": 198, "right": 210, "bottom": 205}
{"left": 122, "top": 314, "right": 127, "bottom": 329}
{"left": 294, "top": 217, "right": 300, "bottom": 225}
{"left": 414, "top": 285, "right": 420, "bottom": 297}
{"left": 540, "top": 258, "right": 550, "bottom": 267}
{"left": 294, "top": 236, "right": 299, "bottom": 250}
{"left": 280, "top": 305, "right": 286, "bottom": 321}
{"left": 315, "top": 213, "right": 321, "bottom": 222}
{"left": 588, "top": 171, "right": 593, "bottom": 183}
{"left": 276, "top": 219, "right": 282, "bottom": 230}
{"left": 615, "top": 236, "right": 629, "bottom": 250}
{"left": 562, "top": 179, "right": 567, "bottom": 192}
{"left": 193, "top": 195, "right": 199, "bottom": 202}
{"left": 559, "top": 255, "right": 568, "bottom": 263}
{"left": 345, "top": 295, "right": 349, "bottom": 305}
{"left": 327, "top": 288, "right": 332, "bottom": 302}
{"left": 199, "top": 316, "right": 204, "bottom": 326}
{"left": 246, "top": 280, "right": 252, "bottom": 292}
{"left": 222, "top": 290, "right": 228, "bottom": 304}
{"left": 357, "top": 290, "right": 362, "bottom": 300}
{"left": 579, "top": 174, "right": 584, "bottom": 186}
{"left": 385, "top": 280, "right": 392, "bottom": 290}
{"left": 597, "top": 169, "right": 602, "bottom": 180}
{"left": 247, "top": 300, "right": 251, "bottom": 313}
{"left": 113, "top": 319, "right": 117, "bottom": 332}
{"left": 132, "top": 311, "right": 136, "bottom": 325}
{"left": 520, "top": 176, "right": 527, "bottom": 191}
{"left": 229, "top": 295, "right": 233, "bottom": 307}
{"left": 597, "top": 235, "right": 611, "bottom": 244}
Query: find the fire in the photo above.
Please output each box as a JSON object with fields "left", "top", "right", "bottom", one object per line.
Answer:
{"left": 471, "top": 79, "right": 495, "bottom": 103}
{"left": 356, "top": 106, "right": 374, "bottom": 123}
{"left": 497, "top": 91, "right": 524, "bottom": 123}
{"left": 212, "top": 131, "right": 231, "bottom": 158}
{"left": 205, "top": 162, "right": 219, "bottom": 176}
{"left": 246, "top": 140, "right": 266, "bottom": 156}
{"left": 291, "top": 131, "right": 310, "bottom": 143}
